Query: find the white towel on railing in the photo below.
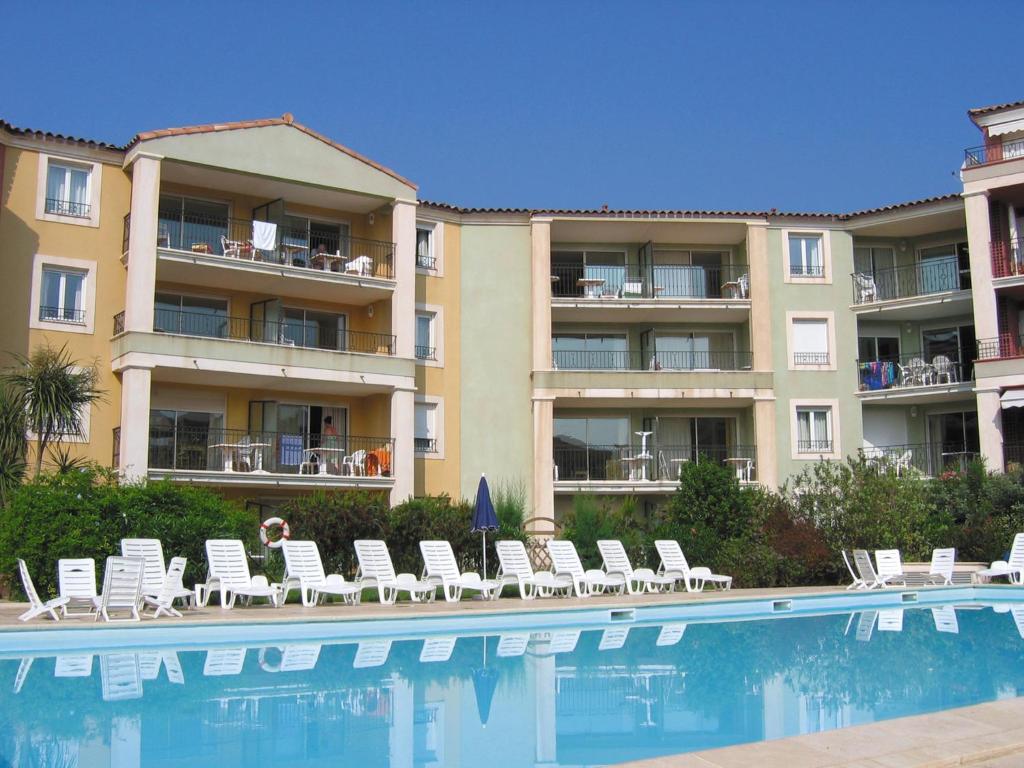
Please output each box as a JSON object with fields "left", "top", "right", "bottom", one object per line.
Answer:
{"left": 252, "top": 221, "right": 277, "bottom": 251}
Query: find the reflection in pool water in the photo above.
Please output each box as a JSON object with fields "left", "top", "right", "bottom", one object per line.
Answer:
{"left": 2, "top": 604, "right": 1024, "bottom": 767}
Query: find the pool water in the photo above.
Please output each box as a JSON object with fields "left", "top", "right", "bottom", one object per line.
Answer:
{"left": 2, "top": 602, "right": 1024, "bottom": 767}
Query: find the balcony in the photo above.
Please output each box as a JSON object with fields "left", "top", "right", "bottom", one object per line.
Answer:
{"left": 551, "top": 264, "right": 749, "bottom": 301}
{"left": 964, "top": 138, "right": 1024, "bottom": 167}
{"left": 977, "top": 334, "right": 1024, "bottom": 361}
{"left": 552, "top": 349, "right": 752, "bottom": 371}
{"left": 857, "top": 354, "right": 972, "bottom": 403}
{"left": 851, "top": 258, "right": 968, "bottom": 312}
{"left": 793, "top": 352, "right": 830, "bottom": 366}
{"left": 415, "top": 345, "right": 436, "bottom": 361}
{"left": 414, "top": 437, "right": 437, "bottom": 453}
{"left": 148, "top": 425, "right": 395, "bottom": 488}
{"left": 991, "top": 238, "right": 1024, "bottom": 280}
{"left": 861, "top": 443, "right": 980, "bottom": 476}
{"left": 416, "top": 254, "right": 437, "bottom": 271}
{"left": 553, "top": 442, "right": 756, "bottom": 489}
{"left": 796, "top": 439, "right": 833, "bottom": 453}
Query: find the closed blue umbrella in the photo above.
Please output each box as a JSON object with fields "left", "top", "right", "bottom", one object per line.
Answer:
{"left": 472, "top": 474, "right": 499, "bottom": 579}
{"left": 473, "top": 636, "right": 499, "bottom": 727}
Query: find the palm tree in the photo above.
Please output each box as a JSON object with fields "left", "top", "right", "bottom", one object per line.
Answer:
{"left": 3, "top": 344, "right": 103, "bottom": 477}
{"left": 0, "top": 383, "right": 27, "bottom": 505}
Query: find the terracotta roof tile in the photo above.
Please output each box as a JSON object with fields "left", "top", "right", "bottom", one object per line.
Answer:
{"left": 968, "top": 99, "right": 1024, "bottom": 117}
{"left": 0, "top": 119, "right": 124, "bottom": 151}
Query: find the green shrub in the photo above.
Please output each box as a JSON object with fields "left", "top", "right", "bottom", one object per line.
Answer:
{"left": 560, "top": 495, "right": 650, "bottom": 569}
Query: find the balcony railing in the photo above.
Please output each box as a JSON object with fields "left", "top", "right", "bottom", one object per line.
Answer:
{"left": 793, "top": 352, "right": 830, "bottom": 366}
{"left": 977, "top": 334, "right": 1024, "bottom": 361}
{"left": 112, "top": 426, "right": 121, "bottom": 469}
{"left": 156, "top": 212, "right": 396, "bottom": 279}
{"left": 851, "top": 258, "right": 964, "bottom": 304}
{"left": 415, "top": 345, "right": 436, "bottom": 361}
{"left": 796, "top": 439, "right": 833, "bottom": 453}
{"left": 858, "top": 353, "right": 968, "bottom": 391}
{"left": 964, "top": 138, "right": 1024, "bottom": 167}
{"left": 789, "top": 263, "right": 824, "bottom": 278}
{"left": 153, "top": 308, "right": 396, "bottom": 355}
{"left": 149, "top": 425, "right": 395, "bottom": 477}
{"left": 45, "top": 198, "right": 90, "bottom": 218}
{"left": 991, "top": 238, "right": 1024, "bottom": 279}
{"left": 551, "top": 264, "right": 749, "bottom": 300}
{"left": 1005, "top": 443, "right": 1024, "bottom": 471}
{"left": 39, "top": 306, "right": 86, "bottom": 324}
{"left": 417, "top": 254, "right": 437, "bottom": 270}
{"left": 113, "top": 311, "right": 125, "bottom": 335}
{"left": 414, "top": 437, "right": 437, "bottom": 453}
{"left": 552, "top": 349, "right": 752, "bottom": 371}
{"left": 861, "top": 443, "right": 980, "bottom": 476}
{"left": 553, "top": 443, "right": 756, "bottom": 483}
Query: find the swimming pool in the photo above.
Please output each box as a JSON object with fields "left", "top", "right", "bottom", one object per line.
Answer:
{"left": 2, "top": 594, "right": 1024, "bottom": 767}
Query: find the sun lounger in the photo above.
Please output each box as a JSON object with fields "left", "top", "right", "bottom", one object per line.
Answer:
{"left": 197, "top": 540, "right": 281, "bottom": 608}
{"left": 420, "top": 637, "right": 457, "bottom": 663}
{"left": 931, "top": 606, "right": 959, "bottom": 634}
{"left": 17, "top": 559, "right": 70, "bottom": 622}
{"left": 495, "top": 633, "right": 531, "bottom": 657}
{"left": 420, "top": 540, "right": 500, "bottom": 602}
{"left": 841, "top": 550, "right": 868, "bottom": 590}
{"left": 598, "top": 540, "right": 676, "bottom": 594}
{"left": 121, "top": 539, "right": 192, "bottom": 603}
{"left": 495, "top": 540, "right": 573, "bottom": 599}
{"left": 874, "top": 550, "right": 907, "bottom": 588}
{"left": 96, "top": 556, "right": 145, "bottom": 623}
{"left": 546, "top": 540, "right": 626, "bottom": 598}
{"left": 598, "top": 627, "right": 630, "bottom": 651}
{"left": 926, "top": 548, "right": 956, "bottom": 586}
{"left": 58, "top": 558, "right": 100, "bottom": 617}
{"left": 282, "top": 540, "right": 361, "bottom": 607}
{"left": 100, "top": 654, "right": 142, "bottom": 701}
{"left": 975, "top": 533, "right": 1024, "bottom": 584}
{"left": 656, "top": 623, "right": 688, "bottom": 647}
{"left": 353, "top": 639, "right": 392, "bottom": 669}
{"left": 354, "top": 540, "right": 434, "bottom": 604}
{"left": 203, "top": 649, "right": 247, "bottom": 677}
{"left": 654, "top": 540, "right": 732, "bottom": 591}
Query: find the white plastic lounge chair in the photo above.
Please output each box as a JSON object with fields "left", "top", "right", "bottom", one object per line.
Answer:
{"left": 100, "top": 654, "right": 142, "bottom": 701}
{"left": 496, "top": 633, "right": 530, "bottom": 657}
{"left": 546, "top": 540, "right": 626, "bottom": 598}
{"left": 203, "top": 649, "right": 247, "bottom": 677}
{"left": 345, "top": 254, "right": 374, "bottom": 276}
{"left": 420, "top": 637, "right": 457, "bottom": 663}
{"left": 58, "top": 558, "right": 100, "bottom": 617}
{"left": 13, "top": 658, "right": 33, "bottom": 694}
{"left": 654, "top": 540, "right": 732, "bottom": 592}
{"left": 197, "top": 540, "right": 280, "bottom": 608}
{"left": 96, "top": 556, "right": 144, "bottom": 623}
{"left": 144, "top": 557, "right": 188, "bottom": 618}
{"left": 1011, "top": 607, "right": 1024, "bottom": 640}
{"left": 353, "top": 639, "right": 392, "bottom": 669}
{"left": 926, "top": 548, "right": 956, "bottom": 586}
{"left": 598, "top": 627, "right": 630, "bottom": 651}
{"left": 656, "top": 623, "right": 688, "bottom": 647}
{"left": 598, "top": 540, "right": 676, "bottom": 594}
{"left": 931, "top": 606, "right": 959, "bottom": 634}
{"left": 975, "top": 533, "right": 1024, "bottom": 584}
{"left": 420, "top": 540, "right": 500, "bottom": 602}
{"left": 874, "top": 549, "right": 907, "bottom": 588}
{"left": 138, "top": 652, "right": 162, "bottom": 680}
{"left": 877, "top": 609, "right": 904, "bottom": 632}
{"left": 852, "top": 549, "right": 882, "bottom": 589}
{"left": 279, "top": 644, "right": 322, "bottom": 672}
{"left": 282, "top": 540, "right": 362, "bottom": 607}
{"left": 17, "top": 559, "right": 69, "bottom": 622}
{"left": 354, "top": 540, "right": 434, "bottom": 604}
{"left": 548, "top": 630, "right": 581, "bottom": 655}
{"left": 495, "top": 540, "right": 573, "bottom": 599}
{"left": 137, "top": 651, "right": 183, "bottom": 683}
{"left": 55, "top": 655, "right": 93, "bottom": 677}
{"left": 855, "top": 610, "right": 878, "bottom": 642}
{"left": 841, "top": 550, "right": 868, "bottom": 590}
{"left": 122, "top": 539, "right": 192, "bottom": 605}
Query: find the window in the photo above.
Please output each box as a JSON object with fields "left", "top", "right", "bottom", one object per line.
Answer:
{"left": 416, "top": 312, "right": 436, "bottom": 360}
{"left": 918, "top": 242, "right": 970, "bottom": 294}
{"left": 158, "top": 195, "right": 232, "bottom": 254}
{"left": 149, "top": 409, "right": 225, "bottom": 470}
{"left": 857, "top": 336, "right": 900, "bottom": 362}
{"left": 792, "top": 319, "right": 830, "bottom": 365}
{"left": 154, "top": 293, "right": 229, "bottom": 338}
{"left": 796, "top": 408, "right": 832, "bottom": 453}
{"left": 415, "top": 402, "right": 438, "bottom": 453}
{"left": 642, "top": 330, "right": 738, "bottom": 370}
{"left": 282, "top": 308, "right": 347, "bottom": 351}
{"left": 789, "top": 234, "right": 823, "bottom": 277}
{"left": 45, "top": 161, "right": 91, "bottom": 218}
{"left": 39, "top": 267, "right": 86, "bottom": 323}
{"left": 551, "top": 250, "right": 628, "bottom": 297}
{"left": 416, "top": 226, "right": 435, "bottom": 269}
{"left": 652, "top": 250, "right": 729, "bottom": 298}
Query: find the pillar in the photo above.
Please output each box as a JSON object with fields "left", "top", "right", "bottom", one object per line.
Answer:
{"left": 977, "top": 388, "right": 1005, "bottom": 473}
{"left": 531, "top": 221, "right": 552, "bottom": 370}
{"left": 964, "top": 191, "right": 999, "bottom": 341}
{"left": 746, "top": 224, "right": 773, "bottom": 370}
{"left": 119, "top": 366, "right": 152, "bottom": 481}
{"left": 391, "top": 199, "right": 417, "bottom": 359}
{"left": 532, "top": 396, "right": 554, "bottom": 530}
{"left": 754, "top": 397, "right": 777, "bottom": 489}
{"left": 530, "top": 652, "right": 557, "bottom": 766}
{"left": 124, "top": 153, "right": 161, "bottom": 333}
{"left": 390, "top": 388, "right": 415, "bottom": 504}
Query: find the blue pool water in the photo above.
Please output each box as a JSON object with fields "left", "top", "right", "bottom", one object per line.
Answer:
{"left": 2, "top": 602, "right": 1024, "bottom": 767}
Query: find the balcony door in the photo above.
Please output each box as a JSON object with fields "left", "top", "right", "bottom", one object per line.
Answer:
{"left": 853, "top": 246, "right": 895, "bottom": 300}
{"left": 922, "top": 325, "right": 975, "bottom": 381}
{"left": 652, "top": 250, "right": 724, "bottom": 298}
{"left": 250, "top": 401, "right": 347, "bottom": 473}
{"left": 917, "top": 243, "right": 963, "bottom": 295}
{"left": 158, "top": 195, "right": 230, "bottom": 255}
{"left": 149, "top": 409, "right": 224, "bottom": 471}
{"left": 653, "top": 416, "right": 731, "bottom": 464}
{"left": 552, "top": 416, "right": 630, "bottom": 480}
{"left": 927, "top": 411, "right": 979, "bottom": 474}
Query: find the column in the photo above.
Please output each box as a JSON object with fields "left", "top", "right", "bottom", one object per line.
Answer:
{"left": 391, "top": 199, "right": 417, "bottom": 359}
{"left": 531, "top": 221, "right": 552, "bottom": 371}
{"left": 964, "top": 191, "right": 998, "bottom": 341}
{"left": 124, "top": 153, "right": 161, "bottom": 333}
{"left": 530, "top": 652, "right": 557, "bottom": 766}
{"left": 119, "top": 366, "right": 152, "bottom": 481}
{"left": 746, "top": 224, "right": 773, "bottom": 370}
{"left": 390, "top": 388, "right": 415, "bottom": 504}
{"left": 754, "top": 397, "right": 777, "bottom": 489}
{"left": 532, "top": 396, "right": 554, "bottom": 530}
{"left": 388, "top": 678, "right": 413, "bottom": 768}
{"left": 977, "top": 388, "right": 1005, "bottom": 473}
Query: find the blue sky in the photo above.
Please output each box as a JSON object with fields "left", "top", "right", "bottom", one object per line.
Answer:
{"left": 3, "top": 1, "right": 1021, "bottom": 212}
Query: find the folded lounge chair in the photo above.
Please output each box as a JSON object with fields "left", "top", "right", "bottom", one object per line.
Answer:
{"left": 58, "top": 558, "right": 100, "bottom": 617}
{"left": 197, "top": 540, "right": 281, "bottom": 608}
{"left": 546, "top": 540, "right": 626, "bottom": 598}
{"left": 354, "top": 540, "right": 434, "bottom": 604}
{"left": 598, "top": 540, "right": 676, "bottom": 594}
{"left": 281, "top": 540, "right": 362, "bottom": 607}
{"left": 931, "top": 606, "right": 959, "bottom": 634}
{"left": 654, "top": 540, "right": 732, "bottom": 592}
{"left": 16, "top": 559, "right": 69, "bottom": 622}
{"left": 420, "top": 540, "right": 500, "bottom": 602}
{"left": 96, "top": 556, "right": 145, "bottom": 623}
{"left": 841, "top": 550, "right": 868, "bottom": 590}
{"left": 143, "top": 557, "right": 188, "bottom": 618}
{"left": 122, "top": 538, "right": 194, "bottom": 606}
{"left": 495, "top": 540, "right": 573, "bottom": 599}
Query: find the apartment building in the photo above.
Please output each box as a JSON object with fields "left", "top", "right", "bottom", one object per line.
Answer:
{"left": 1, "top": 100, "right": 1022, "bottom": 522}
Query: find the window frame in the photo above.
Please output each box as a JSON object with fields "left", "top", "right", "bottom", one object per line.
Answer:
{"left": 30, "top": 254, "right": 97, "bottom": 335}
{"left": 416, "top": 219, "right": 445, "bottom": 276}
{"left": 781, "top": 229, "right": 831, "bottom": 284}
{"left": 35, "top": 152, "right": 103, "bottom": 228}
{"left": 414, "top": 395, "right": 445, "bottom": 458}
{"left": 415, "top": 303, "right": 444, "bottom": 366}
{"left": 790, "top": 399, "right": 841, "bottom": 459}
{"left": 786, "top": 311, "right": 837, "bottom": 371}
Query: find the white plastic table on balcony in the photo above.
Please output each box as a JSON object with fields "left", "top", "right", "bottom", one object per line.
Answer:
{"left": 725, "top": 457, "right": 754, "bottom": 482}
{"left": 576, "top": 277, "right": 605, "bottom": 298}
{"left": 301, "top": 447, "right": 347, "bottom": 475}
{"left": 209, "top": 442, "right": 269, "bottom": 473}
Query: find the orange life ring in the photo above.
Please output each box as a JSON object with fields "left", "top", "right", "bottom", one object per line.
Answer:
{"left": 260, "top": 517, "right": 290, "bottom": 549}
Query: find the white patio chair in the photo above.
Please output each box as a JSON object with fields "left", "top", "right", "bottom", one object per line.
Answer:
{"left": 344, "top": 255, "right": 374, "bottom": 276}
{"left": 496, "top": 633, "right": 531, "bottom": 657}
{"left": 931, "top": 606, "right": 959, "bottom": 634}
{"left": 354, "top": 540, "right": 434, "bottom": 604}
{"left": 203, "top": 649, "right": 247, "bottom": 677}
{"left": 95, "top": 556, "right": 145, "bottom": 623}
{"left": 975, "top": 533, "right": 1024, "bottom": 584}
{"left": 58, "top": 558, "right": 100, "bottom": 617}
{"left": 546, "top": 540, "right": 626, "bottom": 598}
{"left": 597, "top": 540, "right": 676, "bottom": 594}
{"left": 100, "top": 654, "right": 142, "bottom": 701}
{"left": 932, "top": 355, "right": 958, "bottom": 384}
{"left": 654, "top": 540, "right": 732, "bottom": 592}
{"left": 420, "top": 540, "right": 500, "bottom": 602}
{"left": 143, "top": 557, "right": 188, "bottom": 618}
{"left": 874, "top": 549, "right": 907, "bottom": 588}
{"left": 926, "top": 547, "right": 956, "bottom": 586}
{"left": 282, "top": 540, "right": 362, "bottom": 607}
{"left": 495, "top": 540, "right": 573, "bottom": 599}
{"left": 420, "top": 637, "right": 457, "bottom": 663}
{"left": 197, "top": 540, "right": 281, "bottom": 609}
{"left": 841, "top": 550, "right": 868, "bottom": 590}
{"left": 655, "top": 623, "right": 688, "bottom": 647}
{"left": 853, "top": 272, "right": 877, "bottom": 303}
{"left": 353, "top": 639, "right": 392, "bottom": 669}
{"left": 344, "top": 449, "right": 367, "bottom": 476}
{"left": 16, "top": 559, "right": 69, "bottom": 622}
{"left": 598, "top": 627, "right": 630, "bottom": 651}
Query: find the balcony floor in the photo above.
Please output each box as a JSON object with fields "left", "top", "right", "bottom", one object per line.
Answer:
{"left": 850, "top": 289, "right": 972, "bottom": 321}
{"left": 856, "top": 381, "right": 975, "bottom": 405}
{"left": 148, "top": 468, "right": 395, "bottom": 490}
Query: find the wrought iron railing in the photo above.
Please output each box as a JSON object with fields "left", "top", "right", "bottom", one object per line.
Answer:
{"left": 45, "top": 198, "right": 90, "bottom": 218}
{"left": 417, "top": 254, "right": 437, "bottom": 270}
{"left": 415, "top": 345, "right": 436, "bottom": 360}
{"left": 796, "top": 439, "right": 833, "bottom": 453}
{"left": 550, "top": 263, "right": 749, "bottom": 299}
{"left": 122, "top": 213, "right": 131, "bottom": 255}
{"left": 991, "top": 238, "right": 1024, "bottom": 278}
{"left": 553, "top": 443, "right": 756, "bottom": 482}
{"left": 414, "top": 437, "right": 437, "bottom": 453}
{"left": 552, "top": 349, "right": 752, "bottom": 371}
{"left": 153, "top": 308, "right": 396, "bottom": 355}
{"left": 851, "top": 257, "right": 963, "bottom": 304}
{"left": 964, "top": 138, "right": 1024, "bottom": 167}
{"left": 857, "top": 354, "right": 968, "bottom": 391}
{"left": 148, "top": 425, "right": 395, "bottom": 476}
{"left": 1005, "top": 443, "right": 1024, "bottom": 471}
{"left": 793, "top": 352, "right": 830, "bottom": 366}
{"left": 156, "top": 211, "right": 396, "bottom": 278}
{"left": 112, "top": 427, "right": 120, "bottom": 469}
{"left": 113, "top": 311, "right": 125, "bottom": 335}
{"left": 977, "top": 334, "right": 1024, "bottom": 360}
{"left": 38, "top": 306, "right": 86, "bottom": 324}
{"left": 789, "top": 262, "right": 824, "bottom": 278}
{"left": 861, "top": 442, "right": 980, "bottom": 476}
